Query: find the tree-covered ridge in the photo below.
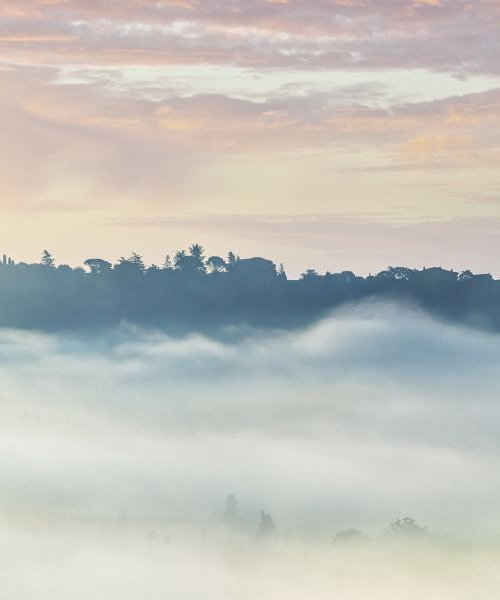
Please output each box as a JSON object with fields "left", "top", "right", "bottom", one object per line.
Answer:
{"left": 0, "top": 246, "right": 499, "bottom": 332}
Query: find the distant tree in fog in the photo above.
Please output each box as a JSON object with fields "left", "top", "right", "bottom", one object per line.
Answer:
{"left": 333, "top": 528, "right": 363, "bottom": 543}
{"left": 257, "top": 510, "right": 276, "bottom": 537}
{"left": 386, "top": 517, "right": 427, "bottom": 538}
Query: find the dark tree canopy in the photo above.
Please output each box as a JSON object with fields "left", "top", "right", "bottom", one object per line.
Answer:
{"left": 0, "top": 245, "right": 498, "bottom": 334}
{"left": 84, "top": 258, "right": 112, "bottom": 274}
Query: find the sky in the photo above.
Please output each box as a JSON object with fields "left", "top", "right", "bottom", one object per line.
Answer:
{"left": 1, "top": 0, "right": 500, "bottom": 276}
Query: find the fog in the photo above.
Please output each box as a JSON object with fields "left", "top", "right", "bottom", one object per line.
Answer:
{"left": 2, "top": 301, "right": 500, "bottom": 598}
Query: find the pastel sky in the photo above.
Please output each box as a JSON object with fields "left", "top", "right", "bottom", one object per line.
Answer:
{"left": 1, "top": 0, "right": 500, "bottom": 276}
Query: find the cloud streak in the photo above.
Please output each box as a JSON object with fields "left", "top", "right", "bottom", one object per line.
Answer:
{"left": 1, "top": 1, "right": 500, "bottom": 75}
{"left": 2, "top": 64, "right": 499, "bottom": 205}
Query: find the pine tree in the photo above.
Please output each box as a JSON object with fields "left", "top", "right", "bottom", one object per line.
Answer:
{"left": 41, "top": 250, "right": 55, "bottom": 268}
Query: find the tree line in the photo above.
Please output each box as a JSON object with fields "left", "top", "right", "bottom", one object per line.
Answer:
{"left": 0, "top": 245, "right": 499, "bottom": 332}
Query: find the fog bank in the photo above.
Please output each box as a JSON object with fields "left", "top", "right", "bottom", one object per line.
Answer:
{"left": 2, "top": 302, "right": 500, "bottom": 596}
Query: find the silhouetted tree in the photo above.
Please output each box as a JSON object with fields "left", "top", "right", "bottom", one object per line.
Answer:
{"left": 41, "top": 250, "right": 55, "bottom": 268}
{"left": 278, "top": 263, "right": 287, "bottom": 281}
{"left": 162, "top": 254, "right": 173, "bottom": 270}
{"left": 300, "top": 269, "right": 319, "bottom": 280}
{"left": 188, "top": 243, "right": 207, "bottom": 274}
{"left": 1, "top": 245, "right": 500, "bottom": 334}
{"left": 207, "top": 256, "right": 226, "bottom": 273}
{"left": 383, "top": 266, "right": 416, "bottom": 281}
{"left": 458, "top": 270, "right": 473, "bottom": 281}
{"left": 129, "top": 252, "right": 145, "bottom": 272}
{"left": 114, "top": 255, "right": 144, "bottom": 277}
{"left": 175, "top": 252, "right": 205, "bottom": 276}
{"left": 84, "top": 258, "right": 112, "bottom": 275}
{"left": 57, "top": 264, "right": 73, "bottom": 273}
{"left": 2, "top": 254, "right": 15, "bottom": 267}
{"left": 339, "top": 270, "right": 356, "bottom": 283}
{"left": 231, "top": 258, "right": 277, "bottom": 284}
{"left": 174, "top": 250, "right": 186, "bottom": 269}
{"left": 189, "top": 243, "right": 205, "bottom": 261}
{"left": 227, "top": 251, "right": 238, "bottom": 270}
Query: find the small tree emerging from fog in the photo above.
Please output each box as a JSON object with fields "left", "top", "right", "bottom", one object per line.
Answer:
{"left": 257, "top": 510, "right": 275, "bottom": 537}
{"left": 387, "top": 517, "right": 427, "bottom": 538}
{"left": 333, "top": 528, "right": 363, "bottom": 543}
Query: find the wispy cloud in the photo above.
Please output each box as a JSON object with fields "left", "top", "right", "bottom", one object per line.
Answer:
{"left": 1, "top": 1, "right": 500, "bottom": 74}
{"left": 2, "top": 64, "right": 498, "bottom": 207}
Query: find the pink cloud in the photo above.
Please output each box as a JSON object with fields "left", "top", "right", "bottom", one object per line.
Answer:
{"left": 3, "top": 65, "right": 500, "bottom": 186}
{"left": 0, "top": 1, "right": 499, "bottom": 74}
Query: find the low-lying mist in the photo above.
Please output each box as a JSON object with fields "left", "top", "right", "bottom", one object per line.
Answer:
{"left": 2, "top": 301, "right": 500, "bottom": 598}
